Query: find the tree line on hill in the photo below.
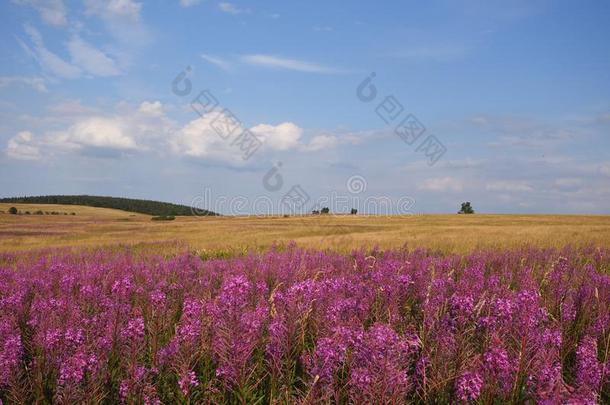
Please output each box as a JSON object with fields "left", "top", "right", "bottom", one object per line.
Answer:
{"left": 0, "top": 195, "right": 217, "bottom": 217}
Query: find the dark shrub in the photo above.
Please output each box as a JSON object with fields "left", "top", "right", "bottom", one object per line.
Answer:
{"left": 151, "top": 215, "right": 175, "bottom": 221}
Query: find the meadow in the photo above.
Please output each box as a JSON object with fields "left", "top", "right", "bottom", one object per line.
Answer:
{"left": 2, "top": 203, "right": 610, "bottom": 255}
{"left": 1, "top": 204, "right": 610, "bottom": 403}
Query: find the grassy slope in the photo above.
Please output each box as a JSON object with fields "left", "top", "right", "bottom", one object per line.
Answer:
{"left": 0, "top": 195, "right": 214, "bottom": 216}
{"left": 1, "top": 203, "right": 610, "bottom": 254}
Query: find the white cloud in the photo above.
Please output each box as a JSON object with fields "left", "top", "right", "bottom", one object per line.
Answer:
{"left": 84, "top": 0, "right": 142, "bottom": 21}
{"left": 20, "top": 25, "right": 122, "bottom": 79}
{"left": 54, "top": 117, "right": 137, "bottom": 150}
{"left": 419, "top": 177, "right": 463, "bottom": 192}
{"left": 170, "top": 112, "right": 304, "bottom": 164}
{"left": 82, "top": 0, "right": 150, "bottom": 47}
{"left": 553, "top": 177, "right": 582, "bottom": 192}
{"left": 179, "top": 0, "right": 202, "bottom": 6}
{"left": 241, "top": 54, "right": 343, "bottom": 74}
{"left": 5, "top": 101, "right": 174, "bottom": 160}
{"left": 67, "top": 36, "right": 121, "bottom": 77}
{"left": 46, "top": 100, "right": 100, "bottom": 116}
{"left": 5, "top": 99, "right": 337, "bottom": 165}
{"left": 138, "top": 101, "right": 163, "bottom": 117}
{"left": 251, "top": 122, "right": 302, "bottom": 151}
{"left": 201, "top": 54, "right": 231, "bottom": 70}
{"left": 170, "top": 111, "right": 245, "bottom": 163}
{"left": 12, "top": 0, "right": 67, "bottom": 26}
{"left": 486, "top": 181, "right": 533, "bottom": 192}
{"left": 302, "top": 134, "right": 339, "bottom": 152}
{"left": 0, "top": 76, "right": 47, "bottom": 92}
{"left": 218, "top": 2, "right": 247, "bottom": 14}
{"left": 6, "top": 131, "right": 41, "bottom": 160}
{"left": 600, "top": 163, "right": 610, "bottom": 177}
{"left": 21, "top": 24, "right": 81, "bottom": 79}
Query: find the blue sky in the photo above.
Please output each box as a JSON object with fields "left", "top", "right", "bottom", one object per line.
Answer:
{"left": 1, "top": 0, "right": 609, "bottom": 214}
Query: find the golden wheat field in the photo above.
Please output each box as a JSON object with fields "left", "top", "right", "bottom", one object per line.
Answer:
{"left": 1, "top": 203, "right": 610, "bottom": 255}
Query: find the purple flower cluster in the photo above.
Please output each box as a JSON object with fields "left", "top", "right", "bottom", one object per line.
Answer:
{"left": 0, "top": 245, "right": 609, "bottom": 403}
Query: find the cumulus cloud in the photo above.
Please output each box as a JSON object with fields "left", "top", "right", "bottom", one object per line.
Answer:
{"left": 170, "top": 112, "right": 304, "bottom": 164}
{"left": 170, "top": 111, "right": 244, "bottom": 163}
{"left": 53, "top": 117, "right": 137, "bottom": 150}
{"left": 138, "top": 101, "right": 164, "bottom": 116}
{"left": 5, "top": 101, "right": 173, "bottom": 160}
{"left": 5, "top": 99, "right": 345, "bottom": 165}
{"left": 250, "top": 122, "right": 302, "bottom": 151}
{"left": 301, "top": 134, "right": 339, "bottom": 151}
{"left": 6, "top": 131, "right": 41, "bottom": 160}
{"left": 419, "top": 177, "right": 463, "bottom": 192}
{"left": 12, "top": 0, "right": 67, "bottom": 26}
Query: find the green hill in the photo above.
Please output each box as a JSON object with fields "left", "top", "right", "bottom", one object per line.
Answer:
{"left": 0, "top": 195, "right": 216, "bottom": 216}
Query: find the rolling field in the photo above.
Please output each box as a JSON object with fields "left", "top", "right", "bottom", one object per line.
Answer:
{"left": 2, "top": 203, "right": 610, "bottom": 403}
{"left": 1, "top": 203, "right": 610, "bottom": 254}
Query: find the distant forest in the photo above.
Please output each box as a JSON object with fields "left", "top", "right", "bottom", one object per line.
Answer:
{"left": 0, "top": 195, "right": 217, "bottom": 216}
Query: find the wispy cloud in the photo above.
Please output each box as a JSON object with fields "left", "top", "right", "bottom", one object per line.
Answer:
{"left": 12, "top": 0, "right": 67, "bottom": 26}
{"left": 467, "top": 114, "right": 585, "bottom": 149}
{"left": 485, "top": 181, "right": 533, "bottom": 192}
{"left": 19, "top": 24, "right": 122, "bottom": 79}
{"left": 201, "top": 53, "right": 231, "bottom": 70}
{"left": 0, "top": 76, "right": 47, "bottom": 92}
{"left": 218, "top": 2, "right": 248, "bottom": 14}
{"left": 418, "top": 177, "right": 464, "bottom": 192}
{"left": 20, "top": 24, "right": 82, "bottom": 79}
{"left": 179, "top": 0, "right": 202, "bottom": 7}
{"left": 83, "top": 0, "right": 142, "bottom": 21}
{"left": 393, "top": 42, "right": 473, "bottom": 61}
{"left": 240, "top": 54, "right": 344, "bottom": 74}
{"left": 67, "top": 36, "right": 121, "bottom": 77}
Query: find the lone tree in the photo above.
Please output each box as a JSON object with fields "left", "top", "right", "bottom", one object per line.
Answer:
{"left": 350, "top": 208, "right": 358, "bottom": 215}
{"left": 321, "top": 207, "right": 330, "bottom": 214}
{"left": 458, "top": 202, "right": 474, "bottom": 214}
{"left": 8, "top": 207, "right": 18, "bottom": 215}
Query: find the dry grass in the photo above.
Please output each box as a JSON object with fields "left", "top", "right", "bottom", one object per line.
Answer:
{"left": 1, "top": 203, "right": 610, "bottom": 254}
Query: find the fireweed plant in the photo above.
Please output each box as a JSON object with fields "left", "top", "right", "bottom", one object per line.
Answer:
{"left": 1, "top": 244, "right": 609, "bottom": 404}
